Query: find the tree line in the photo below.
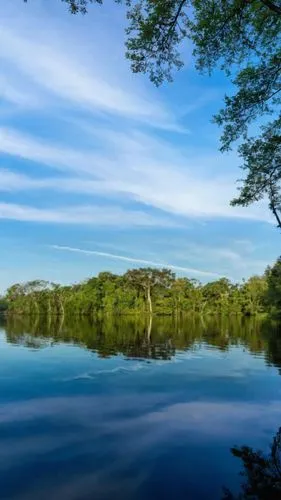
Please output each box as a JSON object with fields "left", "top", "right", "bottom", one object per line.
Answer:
{"left": 1, "top": 257, "right": 281, "bottom": 317}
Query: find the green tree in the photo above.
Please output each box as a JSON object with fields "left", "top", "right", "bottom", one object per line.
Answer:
{"left": 98, "top": 272, "right": 120, "bottom": 313}
{"left": 266, "top": 257, "right": 281, "bottom": 312}
{"left": 33, "top": 0, "right": 281, "bottom": 225}
{"left": 228, "top": 284, "right": 244, "bottom": 315}
{"left": 203, "top": 278, "right": 232, "bottom": 314}
{"left": 52, "top": 284, "right": 66, "bottom": 316}
{"left": 22, "top": 280, "right": 51, "bottom": 315}
{"left": 171, "top": 277, "right": 195, "bottom": 314}
{"left": 188, "top": 281, "right": 206, "bottom": 314}
{"left": 2, "top": 265, "right": 274, "bottom": 317}
{"left": 124, "top": 267, "right": 175, "bottom": 314}
{"left": 241, "top": 275, "right": 268, "bottom": 315}
{"left": 6, "top": 283, "right": 24, "bottom": 302}
{"left": 0, "top": 295, "right": 8, "bottom": 313}
{"left": 6, "top": 283, "right": 29, "bottom": 314}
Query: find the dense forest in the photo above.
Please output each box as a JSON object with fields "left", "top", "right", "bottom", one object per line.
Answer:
{"left": 1, "top": 257, "right": 280, "bottom": 317}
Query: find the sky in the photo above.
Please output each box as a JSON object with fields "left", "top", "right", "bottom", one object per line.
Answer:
{"left": 0, "top": 0, "right": 279, "bottom": 292}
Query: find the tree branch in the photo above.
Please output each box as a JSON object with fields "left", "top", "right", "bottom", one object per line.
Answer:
{"left": 260, "top": 0, "right": 281, "bottom": 15}
{"left": 271, "top": 202, "right": 281, "bottom": 227}
{"left": 161, "top": 0, "right": 187, "bottom": 30}
{"left": 269, "top": 180, "right": 281, "bottom": 228}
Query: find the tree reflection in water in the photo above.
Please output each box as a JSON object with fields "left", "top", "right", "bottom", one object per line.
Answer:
{"left": 2, "top": 314, "right": 281, "bottom": 367}
{"left": 223, "top": 428, "right": 281, "bottom": 500}
{"left": 2, "top": 314, "right": 281, "bottom": 499}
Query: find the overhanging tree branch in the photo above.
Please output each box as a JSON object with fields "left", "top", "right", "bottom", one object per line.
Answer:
{"left": 269, "top": 180, "right": 281, "bottom": 227}
{"left": 260, "top": 0, "right": 281, "bottom": 16}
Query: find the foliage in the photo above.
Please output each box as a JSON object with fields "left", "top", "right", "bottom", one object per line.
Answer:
{"left": 0, "top": 296, "right": 8, "bottom": 313}
{"left": 223, "top": 427, "right": 281, "bottom": 499}
{"left": 230, "top": 118, "right": 281, "bottom": 228}
{"left": 266, "top": 257, "right": 281, "bottom": 311}
{"left": 127, "top": 0, "right": 281, "bottom": 225}
{"left": 241, "top": 275, "right": 269, "bottom": 316}
{"left": 124, "top": 267, "right": 175, "bottom": 314}
{"left": 24, "top": 0, "right": 97, "bottom": 15}
{"left": 4, "top": 256, "right": 281, "bottom": 317}
{"left": 126, "top": 0, "right": 281, "bottom": 225}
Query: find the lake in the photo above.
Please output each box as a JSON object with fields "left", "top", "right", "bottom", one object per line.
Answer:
{"left": 0, "top": 315, "right": 281, "bottom": 499}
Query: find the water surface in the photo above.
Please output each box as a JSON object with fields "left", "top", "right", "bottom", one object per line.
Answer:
{"left": 0, "top": 316, "right": 281, "bottom": 499}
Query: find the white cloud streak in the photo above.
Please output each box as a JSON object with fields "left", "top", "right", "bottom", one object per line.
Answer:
{"left": 0, "top": 127, "right": 272, "bottom": 224}
{"left": 51, "top": 244, "right": 222, "bottom": 278}
{"left": 0, "top": 202, "right": 176, "bottom": 227}
{"left": 0, "top": 75, "right": 39, "bottom": 108}
{"left": 0, "top": 128, "right": 95, "bottom": 174}
{"left": 0, "top": 13, "right": 179, "bottom": 129}
{"left": 161, "top": 241, "right": 271, "bottom": 281}
{"left": 0, "top": 169, "right": 117, "bottom": 196}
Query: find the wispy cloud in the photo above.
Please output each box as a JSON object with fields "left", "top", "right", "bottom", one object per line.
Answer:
{"left": 51, "top": 245, "right": 223, "bottom": 278}
{"left": 170, "top": 242, "right": 244, "bottom": 264}
{"left": 0, "top": 203, "right": 176, "bottom": 227}
{"left": 0, "top": 128, "right": 95, "bottom": 174}
{"left": 0, "top": 11, "right": 179, "bottom": 130}
{"left": 0, "top": 75, "right": 40, "bottom": 108}
{"left": 168, "top": 242, "right": 271, "bottom": 280}
{"left": 0, "top": 169, "right": 117, "bottom": 196}
{"left": 0, "top": 126, "right": 272, "bottom": 224}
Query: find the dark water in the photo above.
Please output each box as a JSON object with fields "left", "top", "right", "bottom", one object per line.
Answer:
{"left": 0, "top": 315, "right": 281, "bottom": 500}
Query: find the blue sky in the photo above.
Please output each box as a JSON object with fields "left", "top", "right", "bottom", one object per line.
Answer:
{"left": 0, "top": 0, "right": 279, "bottom": 292}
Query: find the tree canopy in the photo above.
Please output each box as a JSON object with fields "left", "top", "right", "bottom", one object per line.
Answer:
{"left": 124, "top": 267, "right": 175, "bottom": 314}
{"left": 4, "top": 257, "right": 281, "bottom": 317}
{"left": 24, "top": 0, "right": 281, "bottom": 226}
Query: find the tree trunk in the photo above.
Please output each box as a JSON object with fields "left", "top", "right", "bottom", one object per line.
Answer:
{"left": 147, "top": 314, "right": 152, "bottom": 341}
{"left": 46, "top": 297, "right": 51, "bottom": 316}
{"left": 57, "top": 312, "right": 64, "bottom": 334}
{"left": 147, "top": 286, "right": 152, "bottom": 315}
{"left": 57, "top": 294, "right": 64, "bottom": 317}
{"left": 32, "top": 296, "right": 39, "bottom": 315}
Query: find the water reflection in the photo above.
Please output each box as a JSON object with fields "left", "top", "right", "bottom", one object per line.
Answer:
{"left": 3, "top": 314, "right": 281, "bottom": 367}
{"left": 223, "top": 427, "right": 281, "bottom": 499}
{"left": 1, "top": 315, "right": 281, "bottom": 500}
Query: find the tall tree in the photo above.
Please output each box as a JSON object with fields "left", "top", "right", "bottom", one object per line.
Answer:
{"left": 203, "top": 278, "right": 232, "bottom": 314}
{"left": 28, "top": 0, "right": 281, "bottom": 226}
{"left": 171, "top": 277, "right": 195, "bottom": 314}
{"left": 241, "top": 275, "right": 268, "bottom": 315}
{"left": 124, "top": 267, "right": 175, "bottom": 314}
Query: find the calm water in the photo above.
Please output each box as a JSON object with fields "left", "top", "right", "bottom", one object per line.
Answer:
{"left": 0, "top": 315, "right": 281, "bottom": 500}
